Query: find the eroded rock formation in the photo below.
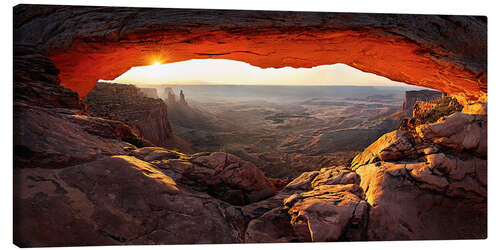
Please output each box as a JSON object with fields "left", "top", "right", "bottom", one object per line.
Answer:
{"left": 402, "top": 90, "right": 443, "bottom": 117}
{"left": 139, "top": 87, "right": 159, "bottom": 99}
{"left": 243, "top": 166, "right": 369, "bottom": 242}
{"left": 412, "top": 101, "right": 437, "bottom": 117}
{"left": 351, "top": 108, "right": 486, "bottom": 239}
{"left": 131, "top": 148, "right": 278, "bottom": 205}
{"left": 13, "top": 46, "right": 488, "bottom": 247}
{"left": 83, "top": 82, "right": 192, "bottom": 152}
{"left": 179, "top": 90, "right": 188, "bottom": 106}
{"left": 14, "top": 5, "right": 486, "bottom": 100}
{"left": 163, "top": 87, "right": 176, "bottom": 105}
{"left": 14, "top": 156, "right": 247, "bottom": 246}
{"left": 14, "top": 45, "right": 152, "bottom": 169}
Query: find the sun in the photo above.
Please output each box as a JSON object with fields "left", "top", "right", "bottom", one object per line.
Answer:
{"left": 153, "top": 61, "right": 161, "bottom": 66}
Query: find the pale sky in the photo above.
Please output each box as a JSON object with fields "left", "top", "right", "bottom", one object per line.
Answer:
{"left": 109, "top": 59, "right": 407, "bottom": 86}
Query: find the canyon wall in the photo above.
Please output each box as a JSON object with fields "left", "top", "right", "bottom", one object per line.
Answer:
{"left": 14, "top": 5, "right": 486, "bottom": 101}
{"left": 14, "top": 45, "right": 153, "bottom": 169}
{"left": 138, "top": 87, "right": 159, "bottom": 99}
{"left": 83, "top": 82, "right": 192, "bottom": 152}
{"left": 402, "top": 90, "right": 443, "bottom": 117}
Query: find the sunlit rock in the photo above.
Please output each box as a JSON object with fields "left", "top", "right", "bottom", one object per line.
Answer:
{"left": 14, "top": 5, "right": 486, "bottom": 100}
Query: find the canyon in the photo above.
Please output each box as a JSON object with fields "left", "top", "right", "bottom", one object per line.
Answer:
{"left": 151, "top": 84, "right": 405, "bottom": 179}
{"left": 13, "top": 5, "right": 487, "bottom": 247}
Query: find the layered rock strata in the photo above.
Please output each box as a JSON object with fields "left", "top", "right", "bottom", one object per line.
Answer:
{"left": 402, "top": 90, "right": 443, "bottom": 117}
{"left": 139, "top": 87, "right": 159, "bottom": 99}
{"left": 83, "top": 82, "right": 192, "bottom": 152}
{"left": 14, "top": 45, "right": 152, "bottom": 169}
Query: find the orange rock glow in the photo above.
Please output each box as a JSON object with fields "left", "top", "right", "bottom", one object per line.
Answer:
{"left": 14, "top": 7, "right": 484, "bottom": 100}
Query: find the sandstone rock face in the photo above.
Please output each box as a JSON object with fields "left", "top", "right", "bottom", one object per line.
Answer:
{"left": 14, "top": 106, "right": 151, "bottom": 169}
{"left": 356, "top": 159, "right": 486, "bottom": 240}
{"left": 14, "top": 45, "right": 81, "bottom": 110}
{"left": 131, "top": 148, "right": 278, "bottom": 205}
{"left": 350, "top": 110, "right": 487, "bottom": 240}
{"left": 138, "top": 87, "right": 159, "bottom": 99}
{"left": 243, "top": 166, "right": 369, "bottom": 243}
{"left": 353, "top": 111, "right": 487, "bottom": 168}
{"left": 462, "top": 102, "right": 487, "bottom": 115}
{"left": 14, "top": 5, "right": 486, "bottom": 100}
{"left": 83, "top": 82, "right": 192, "bottom": 152}
{"left": 415, "top": 112, "right": 487, "bottom": 158}
{"left": 351, "top": 130, "right": 415, "bottom": 170}
{"left": 14, "top": 156, "right": 246, "bottom": 247}
{"left": 14, "top": 46, "right": 151, "bottom": 169}
{"left": 402, "top": 90, "right": 442, "bottom": 117}
{"left": 412, "top": 101, "right": 437, "bottom": 117}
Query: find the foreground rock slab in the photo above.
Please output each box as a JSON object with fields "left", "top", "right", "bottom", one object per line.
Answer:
{"left": 132, "top": 148, "right": 278, "bottom": 205}
{"left": 244, "top": 166, "right": 369, "bottom": 243}
{"left": 14, "top": 156, "right": 246, "bottom": 247}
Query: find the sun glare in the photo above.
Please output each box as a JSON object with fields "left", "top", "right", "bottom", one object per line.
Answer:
{"left": 153, "top": 61, "right": 161, "bottom": 66}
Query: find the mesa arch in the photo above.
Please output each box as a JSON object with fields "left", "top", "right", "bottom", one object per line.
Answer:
{"left": 14, "top": 5, "right": 487, "bottom": 101}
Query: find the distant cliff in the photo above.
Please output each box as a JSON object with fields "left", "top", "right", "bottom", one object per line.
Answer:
{"left": 83, "top": 82, "right": 192, "bottom": 152}
{"left": 161, "top": 87, "right": 188, "bottom": 107}
{"left": 402, "top": 90, "right": 443, "bottom": 117}
{"left": 138, "top": 87, "right": 159, "bottom": 99}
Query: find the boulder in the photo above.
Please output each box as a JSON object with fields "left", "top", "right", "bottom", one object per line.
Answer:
{"left": 351, "top": 130, "right": 415, "bottom": 170}
{"left": 462, "top": 102, "right": 487, "bottom": 115}
{"left": 244, "top": 166, "right": 368, "bottom": 242}
{"left": 416, "top": 112, "right": 487, "bottom": 157}
{"left": 348, "top": 109, "right": 487, "bottom": 240}
{"left": 132, "top": 148, "right": 278, "bottom": 205}
{"left": 356, "top": 159, "right": 486, "bottom": 240}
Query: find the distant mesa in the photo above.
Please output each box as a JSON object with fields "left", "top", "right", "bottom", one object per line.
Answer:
{"left": 402, "top": 90, "right": 443, "bottom": 117}
{"left": 138, "top": 87, "right": 159, "bottom": 99}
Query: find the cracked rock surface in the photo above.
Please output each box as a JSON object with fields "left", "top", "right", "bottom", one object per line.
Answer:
{"left": 14, "top": 156, "right": 246, "bottom": 246}
{"left": 351, "top": 108, "right": 487, "bottom": 240}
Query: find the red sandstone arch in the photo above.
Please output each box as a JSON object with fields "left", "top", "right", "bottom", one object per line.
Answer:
{"left": 14, "top": 5, "right": 487, "bottom": 100}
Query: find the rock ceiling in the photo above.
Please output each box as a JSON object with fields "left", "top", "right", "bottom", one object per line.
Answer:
{"left": 14, "top": 5, "right": 486, "bottom": 100}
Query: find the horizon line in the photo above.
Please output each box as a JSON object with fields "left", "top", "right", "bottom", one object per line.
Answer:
{"left": 98, "top": 80, "right": 426, "bottom": 88}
